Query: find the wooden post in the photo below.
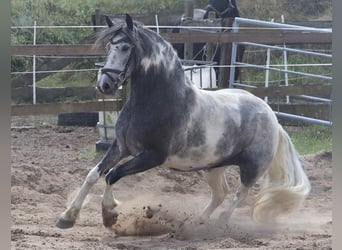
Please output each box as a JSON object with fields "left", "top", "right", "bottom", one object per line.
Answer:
{"left": 94, "top": 8, "right": 101, "bottom": 32}
{"left": 219, "top": 18, "right": 233, "bottom": 88}
{"left": 184, "top": 0, "right": 193, "bottom": 60}
{"left": 206, "top": 11, "right": 216, "bottom": 61}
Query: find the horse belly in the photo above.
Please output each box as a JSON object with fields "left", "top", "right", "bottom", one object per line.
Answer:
{"left": 162, "top": 150, "right": 224, "bottom": 171}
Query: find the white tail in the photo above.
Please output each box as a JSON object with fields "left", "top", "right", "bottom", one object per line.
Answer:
{"left": 252, "top": 125, "right": 311, "bottom": 223}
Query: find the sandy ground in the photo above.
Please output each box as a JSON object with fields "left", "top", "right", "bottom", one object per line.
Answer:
{"left": 11, "top": 115, "right": 332, "bottom": 249}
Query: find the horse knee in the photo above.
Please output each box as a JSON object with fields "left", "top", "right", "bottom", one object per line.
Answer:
{"left": 105, "top": 168, "right": 121, "bottom": 185}
{"left": 85, "top": 166, "right": 101, "bottom": 184}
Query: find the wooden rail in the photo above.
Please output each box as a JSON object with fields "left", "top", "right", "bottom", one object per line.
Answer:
{"left": 163, "top": 31, "right": 332, "bottom": 44}
{"left": 12, "top": 44, "right": 104, "bottom": 56}
{"left": 11, "top": 84, "right": 331, "bottom": 116}
{"left": 11, "top": 100, "right": 122, "bottom": 116}
{"left": 12, "top": 86, "right": 97, "bottom": 103}
{"left": 11, "top": 31, "right": 332, "bottom": 56}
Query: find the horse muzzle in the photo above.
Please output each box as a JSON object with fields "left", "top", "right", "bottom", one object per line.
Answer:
{"left": 96, "top": 69, "right": 127, "bottom": 95}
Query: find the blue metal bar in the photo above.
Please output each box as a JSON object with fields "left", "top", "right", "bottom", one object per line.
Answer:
{"left": 275, "top": 112, "right": 332, "bottom": 126}
{"left": 291, "top": 95, "right": 332, "bottom": 103}
{"left": 240, "top": 42, "right": 332, "bottom": 58}
{"left": 235, "top": 62, "right": 332, "bottom": 80}
{"left": 234, "top": 17, "right": 332, "bottom": 33}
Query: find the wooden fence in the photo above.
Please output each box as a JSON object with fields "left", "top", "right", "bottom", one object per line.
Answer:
{"left": 11, "top": 29, "right": 332, "bottom": 117}
{"left": 12, "top": 31, "right": 332, "bottom": 56}
{"left": 11, "top": 100, "right": 122, "bottom": 116}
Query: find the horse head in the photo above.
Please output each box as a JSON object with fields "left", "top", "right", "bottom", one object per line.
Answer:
{"left": 96, "top": 14, "right": 138, "bottom": 95}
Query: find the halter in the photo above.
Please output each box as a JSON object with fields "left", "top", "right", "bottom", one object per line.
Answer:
{"left": 100, "top": 29, "right": 136, "bottom": 89}
{"left": 207, "top": 0, "right": 235, "bottom": 18}
{"left": 100, "top": 68, "right": 128, "bottom": 88}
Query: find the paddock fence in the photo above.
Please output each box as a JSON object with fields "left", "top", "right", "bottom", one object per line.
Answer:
{"left": 228, "top": 17, "right": 332, "bottom": 126}
{"left": 11, "top": 15, "right": 332, "bottom": 127}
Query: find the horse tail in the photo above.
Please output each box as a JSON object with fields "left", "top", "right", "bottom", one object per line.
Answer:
{"left": 251, "top": 125, "right": 311, "bottom": 223}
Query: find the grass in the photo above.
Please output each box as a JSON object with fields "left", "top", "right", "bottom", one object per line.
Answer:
{"left": 241, "top": 44, "right": 332, "bottom": 87}
{"left": 84, "top": 148, "right": 105, "bottom": 160}
{"left": 37, "top": 69, "right": 96, "bottom": 88}
{"left": 285, "top": 125, "right": 332, "bottom": 155}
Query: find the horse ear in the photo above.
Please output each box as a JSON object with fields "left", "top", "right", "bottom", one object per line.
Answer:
{"left": 106, "top": 16, "right": 114, "bottom": 27}
{"left": 125, "top": 14, "right": 134, "bottom": 31}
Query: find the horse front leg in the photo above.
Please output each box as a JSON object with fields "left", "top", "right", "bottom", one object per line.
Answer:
{"left": 56, "top": 140, "right": 125, "bottom": 229}
{"left": 101, "top": 150, "right": 165, "bottom": 227}
{"left": 101, "top": 180, "right": 121, "bottom": 227}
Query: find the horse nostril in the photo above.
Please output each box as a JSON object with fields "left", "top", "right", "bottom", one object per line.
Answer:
{"left": 103, "top": 82, "right": 110, "bottom": 91}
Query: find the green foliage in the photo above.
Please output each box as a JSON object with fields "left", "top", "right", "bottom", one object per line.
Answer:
{"left": 11, "top": 0, "right": 332, "bottom": 89}
{"left": 282, "top": 0, "right": 332, "bottom": 20}
{"left": 85, "top": 148, "right": 105, "bottom": 160}
{"left": 11, "top": 0, "right": 187, "bottom": 45}
{"left": 238, "top": 0, "right": 332, "bottom": 21}
{"left": 11, "top": 0, "right": 187, "bottom": 84}
{"left": 241, "top": 44, "right": 332, "bottom": 87}
{"left": 286, "top": 125, "right": 332, "bottom": 155}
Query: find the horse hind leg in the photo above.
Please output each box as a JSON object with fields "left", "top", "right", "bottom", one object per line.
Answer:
{"left": 218, "top": 182, "right": 250, "bottom": 223}
{"left": 252, "top": 126, "right": 311, "bottom": 223}
{"left": 218, "top": 156, "right": 264, "bottom": 224}
{"left": 201, "top": 167, "right": 229, "bottom": 219}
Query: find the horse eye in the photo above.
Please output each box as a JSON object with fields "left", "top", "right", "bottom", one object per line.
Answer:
{"left": 122, "top": 44, "right": 130, "bottom": 52}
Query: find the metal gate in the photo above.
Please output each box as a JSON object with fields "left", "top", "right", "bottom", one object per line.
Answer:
{"left": 229, "top": 17, "right": 332, "bottom": 126}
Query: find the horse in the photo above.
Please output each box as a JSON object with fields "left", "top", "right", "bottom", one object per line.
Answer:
{"left": 56, "top": 14, "right": 311, "bottom": 230}
{"left": 172, "top": 0, "right": 245, "bottom": 86}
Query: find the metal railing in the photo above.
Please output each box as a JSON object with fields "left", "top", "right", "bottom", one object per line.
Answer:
{"left": 229, "top": 17, "right": 332, "bottom": 126}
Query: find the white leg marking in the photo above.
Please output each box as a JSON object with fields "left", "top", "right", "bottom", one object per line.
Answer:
{"left": 56, "top": 165, "right": 100, "bottom": 228}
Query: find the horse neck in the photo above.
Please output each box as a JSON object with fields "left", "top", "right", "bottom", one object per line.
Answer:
{"left": 130, "top": 63, "right": 188, "bottom": 104}
{"left": 128, "top": 35, "right": 192, "bottom": 107}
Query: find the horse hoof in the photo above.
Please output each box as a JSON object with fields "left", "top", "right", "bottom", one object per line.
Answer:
{"left": 102, "top": 209, "right": 119, "bottom": 228}
{"left": 56, "top": 217, "right": 76, "bottom": 229}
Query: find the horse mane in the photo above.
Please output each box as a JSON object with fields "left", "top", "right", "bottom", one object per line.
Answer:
{"left": 94, "top": 18, "right": 143, "bottom": 47}
{"left": 136, "top": 28, "right": 182, "bottom": 75}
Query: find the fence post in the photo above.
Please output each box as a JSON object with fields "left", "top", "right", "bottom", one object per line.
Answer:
{"left": 184, "top": 0, "right": 193, "bottom": 60}
{"left": 33, "top": 20, "right": 37, "bottom": 104}
{"left": 219, "top": 18, "right": 231, "bottom": 88}
{"left": 228, "top": 18, "right": 239, "bottom": 88}
{"left": 264, "top": 18, "right": 274, "bottom": 103}
{"left": 206, "top": 11, "right": 216, "bottom": 61}
{"left": 281, "top": 15, "right": 290, "bottom": 103}
{"left": 94, "top": 8, "right": 101, "bottom": 32}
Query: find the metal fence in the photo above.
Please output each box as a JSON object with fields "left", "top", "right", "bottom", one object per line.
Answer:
{"left": 228, "top": 17, "right": 332, "bottom": 126}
